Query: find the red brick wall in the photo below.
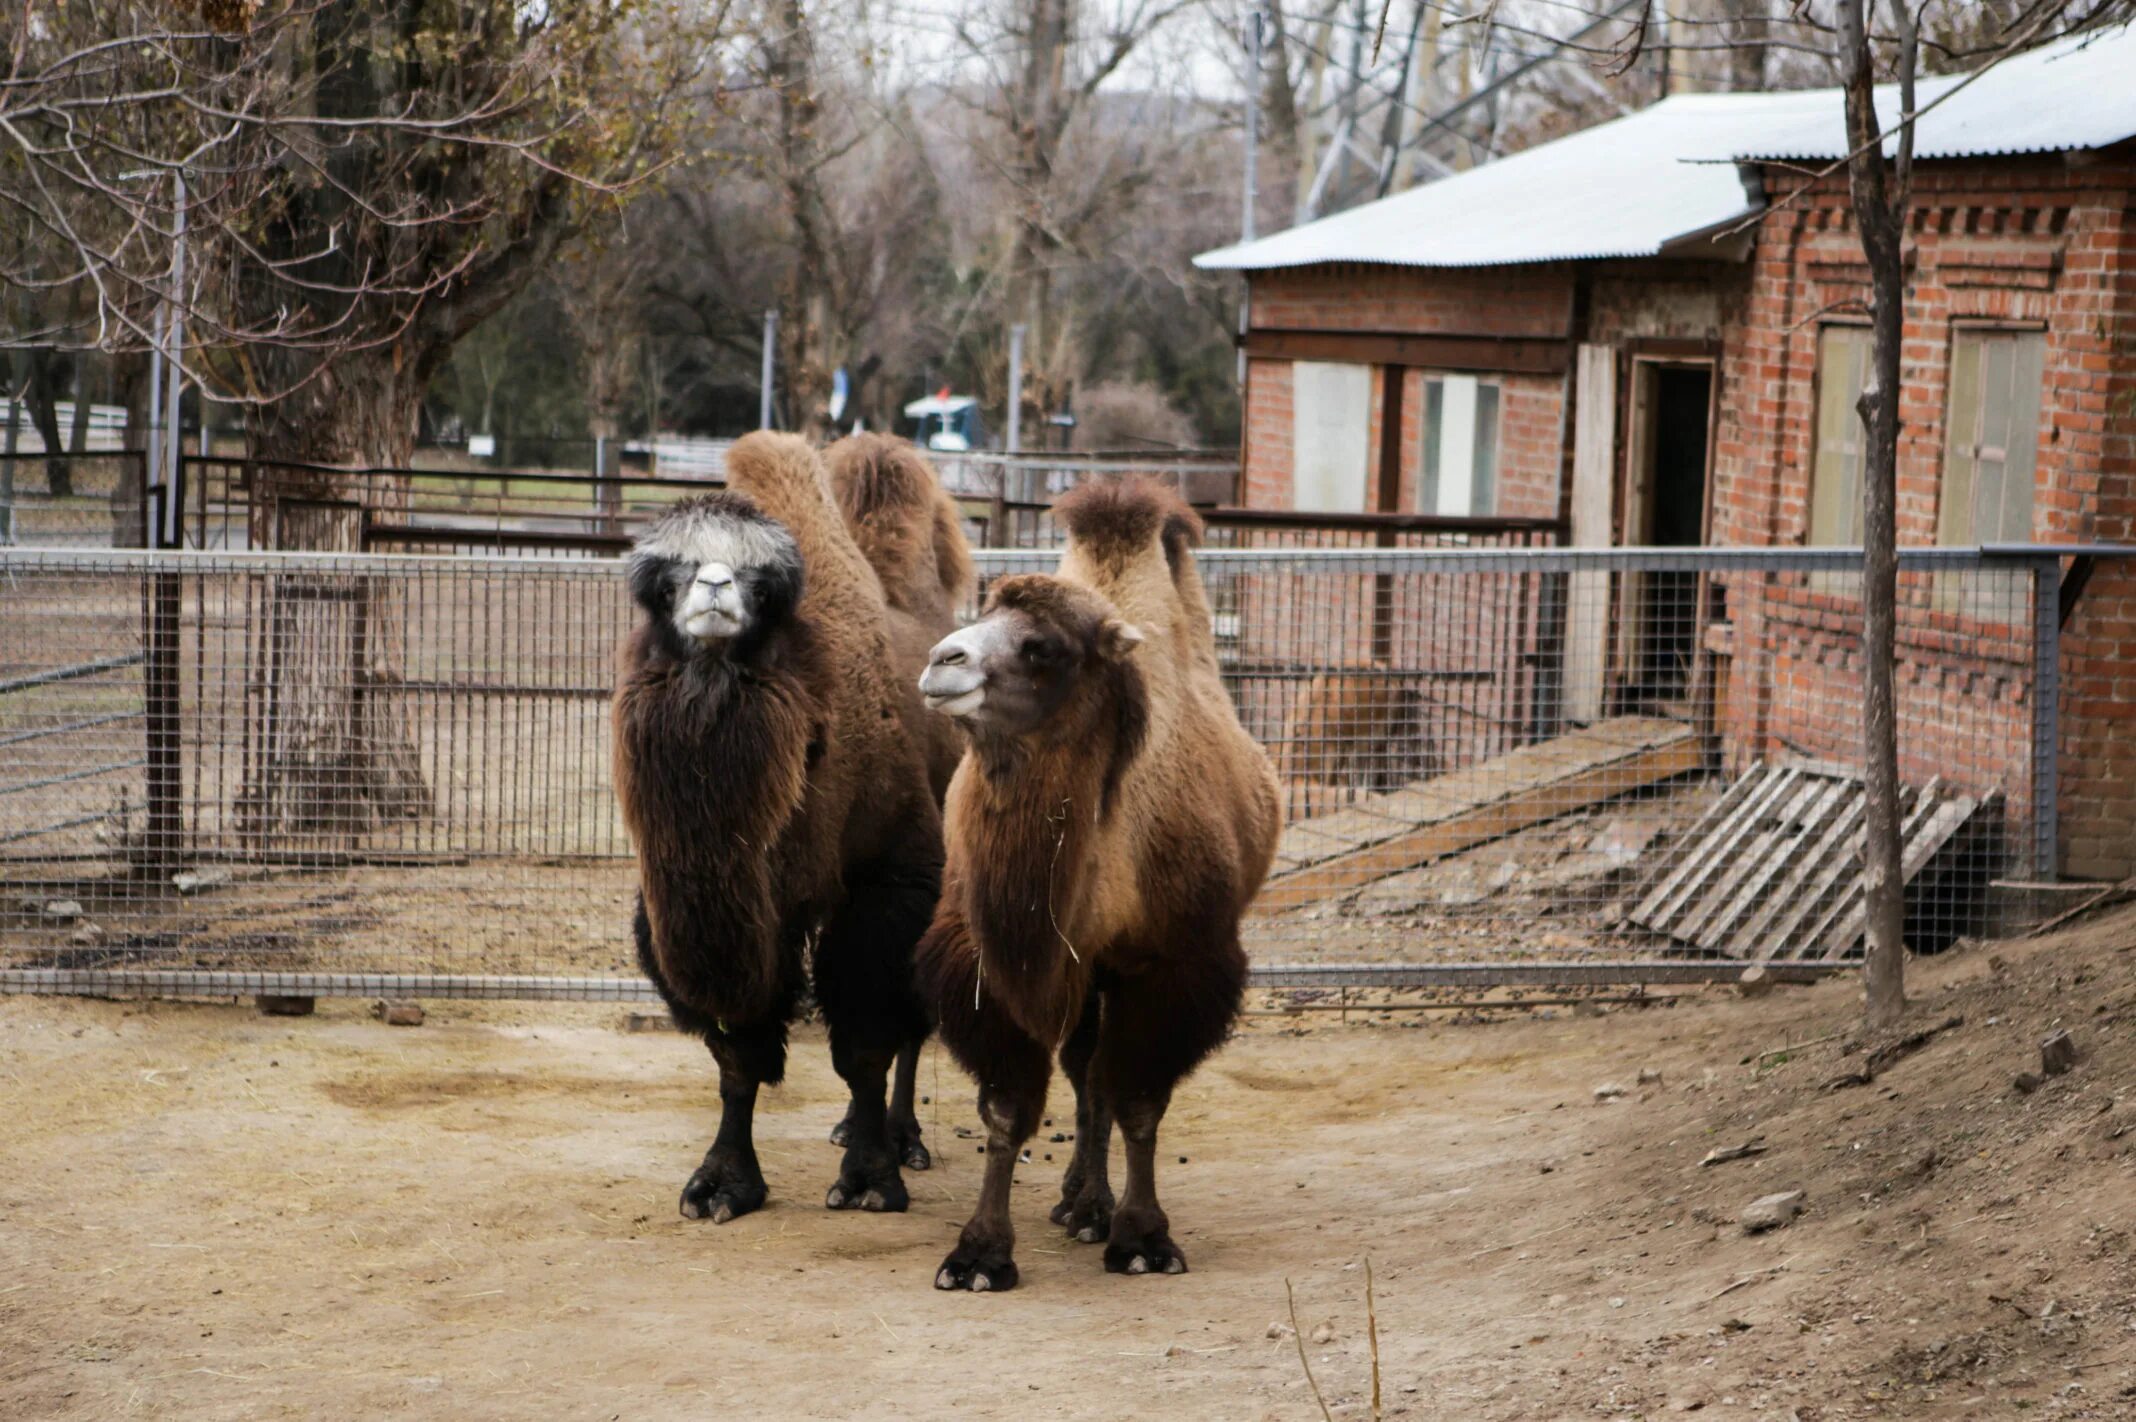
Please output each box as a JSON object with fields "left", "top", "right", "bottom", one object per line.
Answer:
{"left": 1711, "top": 156, "right": 2136, "bottom": 877}
{"left": 1249, "top": 264, "right": 1572, "bottom": 337}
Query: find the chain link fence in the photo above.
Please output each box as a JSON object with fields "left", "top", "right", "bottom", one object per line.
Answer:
{"left": 1, "top": 544, "right": 2088, "bottom": 1001}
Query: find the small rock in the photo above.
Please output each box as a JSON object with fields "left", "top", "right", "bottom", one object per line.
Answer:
{"left": 2040, "top": 1029, "right": 2079, "bottom": 1077}
{"left": 2013, "top": 1070, "right": 2044, "bottom": 1095}
{"left": 1609, "top": 1297, "right": 1626, "bottom": 1309}
{"left": 1546, "top": 1294, "right": 1570, "bottom": 1308}
{"left": 255, "top": 994, "right": 315, "bottom": 1017}
{"left": 1737, "top": 965, "right": 1774, "bottom": 999}
{"left": 1265, "top": 1322, "right": 1294, "bottom": 1340}
{"left": 1538, "top": 1161, "right": 1556, "bottom": 1174}
{"left": 379, "top": 1000, "right": 424, "bottom": 1028}
{"left": 69, "top": 923, "right": 104, "bottom": 947}
{"left": 1740, "top": 1190, "right": 1806, "bottom": 1233}
{"left": 1163, "top": 1344, "right": 1184, "bottom": 1359}
{"left": 41, "top": 899, "right": 83, "bottom": 923}
{"left": 1049, "top": 1132, "right": 1068, "bottom": 1143}
{"left": 172, "top": 867, "right": 233, "bottom": 896}
{"left": 1594, "top": 1083, "right": 1628, "bottom": 1101}
{"left": 1310, "top": 1322, "right": 1336, "bottom": 1345}
{"left": 1637, "top": 1067, "right": 1664, "bottom": 1086}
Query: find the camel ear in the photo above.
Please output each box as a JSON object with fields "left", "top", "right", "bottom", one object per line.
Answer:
{"left": 1098, "top": 619, "right": 1145, "bottom": 660}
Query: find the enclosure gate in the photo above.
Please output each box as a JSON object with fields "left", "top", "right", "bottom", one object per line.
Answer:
{"left": 3, "top": 545, "right": 2118, "bottom": 1002}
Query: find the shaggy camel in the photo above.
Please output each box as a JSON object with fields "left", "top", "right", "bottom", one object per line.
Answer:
{"left": 612, "top": 432, "right": 939, "bottom": 1222}
{"left": 915, "top": 479, "right": 1281, "bottom": 1290}
{"left": 820, "top": 433, "right": 975, "bottom": 1166}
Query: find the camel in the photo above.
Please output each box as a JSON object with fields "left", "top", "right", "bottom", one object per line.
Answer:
{"left": 818, "top": 432, "right": 975, "bottom": 1166}
{"left": 612, "top": 432, "right": 940, "bottom": 1222}
{"left": 1276, "top": 667, "right": 1437, "bottom": 819}
{"left": 914, "top": 478, "right": 1281, "bottom": 1290}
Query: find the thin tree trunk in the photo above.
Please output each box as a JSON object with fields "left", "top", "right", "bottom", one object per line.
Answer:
{"left": 1840, "top": 0, "right": 1916, "bottom": 1030}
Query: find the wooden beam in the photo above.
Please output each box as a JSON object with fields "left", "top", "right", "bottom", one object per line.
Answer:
{"left": 1256, "top": 733, "right": 1704, "bottom": 912}
{"left": 1244, "top": 328, "right": 1572, "bottom": 374}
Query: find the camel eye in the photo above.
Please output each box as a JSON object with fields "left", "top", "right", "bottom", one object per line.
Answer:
{"left": 1020, "top": 636, "right": 1059, "bottom": 664}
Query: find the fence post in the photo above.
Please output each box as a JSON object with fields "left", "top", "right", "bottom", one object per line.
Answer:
{"left": 143, "top": 509, "right": 185, "bottom": 871}
{"left": 2030, "top": 553, "right": 2061, "bottom": 881}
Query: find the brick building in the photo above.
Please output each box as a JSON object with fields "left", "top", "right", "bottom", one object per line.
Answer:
{"left": 1197, "top": 27, "right": 2136, "bottom": 879}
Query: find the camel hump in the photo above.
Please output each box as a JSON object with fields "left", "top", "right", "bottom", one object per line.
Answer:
{"left": 825, "top": 434, "right": 974, "bottom": 609}
{"left": 1054, "top": 477, "right": 1203, "bottom": 573}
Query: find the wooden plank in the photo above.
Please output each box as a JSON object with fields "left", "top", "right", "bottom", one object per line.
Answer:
{"left": 1679, "top": 774, "right": 1830, "bottom": 953}
{"left": 1663, "top": 769, "right": 1807, "bottom": 942}
{"left": 1256, "top": 735, "right": 1705, "bottom": 913}
{"left": 1816, "top": 787, "right": 1980, "bottom": 959}
{"left": 1243, "top": 328, "right": 1572, "bottom": 374}
{"left": 1565, "top": 343, "right": 1617, "bottom": 726}
{"left": 1799, "top": 780, "right": 1935, "bottom": 959}
{"left": 1756, "top": 789, "right": 1871, "bottom": 960}
{"left": 1273, "top": 718, "right": 1695, "bottom": 875}
{"left": 1629, "top": 764, "right": 1769, "bottom": 925}
{"left": 1723, "top": 778, "right": 1854, "bottom": 958}
{"left": 1643, "top": 766, "right": 1792, "bottom": 930}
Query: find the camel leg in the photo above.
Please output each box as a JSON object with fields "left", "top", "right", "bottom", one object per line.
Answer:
{"left": 925, "top": 914, "right": 1049, "bottom": 1292}
{"left": 829, "top": 1041, "right": 928, "bottom": 1171}
{"left": 1092, "top": 939, "right": 1247, "bottom": 1277}
{"left": 1049, "top": 988, "right": 1114, "bottom": 1243}
{"left": 888, "top": 1040, "right": 931, "bottom": 1171}
{"left": 812, "top": 857, "right": 935, "bottom": 1214}
{"left": 679, "top": 1022, "right": 786, "bottom": 1223}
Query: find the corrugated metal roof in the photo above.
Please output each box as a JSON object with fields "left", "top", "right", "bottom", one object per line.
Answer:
{"left": 1195, "top": 22, "right": 2136, "bottom": 273}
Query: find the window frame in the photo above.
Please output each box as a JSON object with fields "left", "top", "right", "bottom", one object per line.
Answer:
{"left": 1936, "top": 322, "right": 2046, "bottom": 550}
{"left": 1416, "top": 372, "right": 1504, "bottom": 517}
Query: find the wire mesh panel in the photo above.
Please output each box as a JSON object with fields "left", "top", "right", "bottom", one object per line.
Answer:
{"left": 0, "top": 452, "right": 148, "bottom": 549}
{"left": 0, "top": 545, "right": 2075, "bottom": 999}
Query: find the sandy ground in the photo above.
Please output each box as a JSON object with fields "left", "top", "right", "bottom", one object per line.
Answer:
{"left": 3, "top": 907, "right": 2133, "bottom": 1421}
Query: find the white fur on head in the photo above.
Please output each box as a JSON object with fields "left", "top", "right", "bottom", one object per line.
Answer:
{"left": 632, "top": 501, "right": 794, "bottom": 573}
{"left": 918, "top": 621, "right": 1004, "bottom": 719}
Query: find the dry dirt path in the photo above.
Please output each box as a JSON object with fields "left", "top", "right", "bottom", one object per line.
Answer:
{"left": 3, "top": 910, "right": 2132, "bottom": 1420}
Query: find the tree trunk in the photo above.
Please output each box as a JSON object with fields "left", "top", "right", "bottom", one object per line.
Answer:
{"left": 237, "top": 350, "right": 433, "bottom": 844}
{"left": 23, "top": 348, "right": 71, "bottom": 497}
{"left": 1840, "top": 0, "right": 1913, "bottom": 1030}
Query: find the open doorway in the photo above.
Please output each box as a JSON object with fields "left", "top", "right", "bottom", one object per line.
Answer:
{"left": 1616, "top": 362, "right": 1713, "bottom": 717}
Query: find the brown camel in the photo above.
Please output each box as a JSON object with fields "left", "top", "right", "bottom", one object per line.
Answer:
{"left": 612, "top": 432, "right": 940, "bottom": 1222}
{"left": 914, "top": 478, "right": 1281, "bottom": 1290}
{"left": 820, "top": 432, "right": 975, "bottom": 1164}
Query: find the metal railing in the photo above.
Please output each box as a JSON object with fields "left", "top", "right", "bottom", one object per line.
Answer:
{"left": 0, "top": 543, "right": 2109, "bottom": 1001}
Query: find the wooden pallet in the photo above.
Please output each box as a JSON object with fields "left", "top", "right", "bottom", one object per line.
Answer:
{"left": 1627, "top": 763, "right": 1998, "bottom": 960}
{"left": 1257, "top": 716, "right": 1704, "bottom": 914}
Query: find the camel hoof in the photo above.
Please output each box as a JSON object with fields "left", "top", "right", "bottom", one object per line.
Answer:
{"left": 1104, "top": 1231, "right": 1187, "bottom": 1278}
{"left": 1076, "top": 1226, "right": 1102, "bottom": 1244}
{"left": 826, "top": 1173, "right": 907, "bottom": 1213}
{"left": 1126, "top": 1256, "right": 1149, "bottom": 1275}
{"left": 935, "top": 1243, "right": 1019, "bottom": 1293}
{"left": 679, "top": 1158, "right": 766, "bottom": 1224}
{"left": 902, "top": 1139, "right": 933, "bottom": 1172}
{"left": 828, "top": 1119, "right": 852, "bottom": 1147}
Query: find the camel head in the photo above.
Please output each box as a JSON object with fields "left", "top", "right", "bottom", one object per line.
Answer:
{"left": 920, "top": 574, "right": 1143, "bottom": 736}
{"left": 627, "top": 492, "right": 804, "bottom": 660}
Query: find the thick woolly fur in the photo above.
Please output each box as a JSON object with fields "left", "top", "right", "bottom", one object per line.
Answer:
{"left": 825, "top": 434, "right": 974, "bottom": 797}
{"left": 919, "top": 477, "right": 1281, "bottom": 1287}
{"left": 612, "top": 431, "right": 943, "bottom": 1219}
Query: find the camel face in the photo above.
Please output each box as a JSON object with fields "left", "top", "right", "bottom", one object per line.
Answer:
{"left": 920, "top": 577, "right": 1141, "bottom": 735}
{"left": 625, "top": 492, "right": 804, "bottom": 658}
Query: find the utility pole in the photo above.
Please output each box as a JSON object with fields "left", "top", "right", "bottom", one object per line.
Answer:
{"left": 1239, "top": 0, "right": 1265, "bottom": 386}
{"left": 759, "top": 308, "right": 779, "bottom": 430}
{"left": 1243, "top": 0, "right": 1263, "bottom": 243}
{"left": 163, "top": 169, "right": 185, "bottom": 546}
{"left": 1006, "top": 323, "right": 1026, "bottom": 453}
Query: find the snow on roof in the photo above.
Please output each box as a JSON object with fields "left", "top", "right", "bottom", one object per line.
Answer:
{"left": 1194, "top": 23, "right": 2136, "bottom": 273}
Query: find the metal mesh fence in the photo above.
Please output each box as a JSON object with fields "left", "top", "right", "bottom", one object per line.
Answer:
{"left": 0, "top": 545, "right": 2076, "bottom": 999}
{"left": 0, "top": 452, "right": 148, "bottom": 550}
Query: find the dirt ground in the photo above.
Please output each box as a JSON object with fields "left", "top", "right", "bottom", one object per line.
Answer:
{"left": 3, "top": 907, "right": 2132, "bottom": 1421}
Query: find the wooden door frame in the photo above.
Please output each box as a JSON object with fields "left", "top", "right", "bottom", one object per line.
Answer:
{"left": 1610, "top": 353, "right": 1721, "bottom": 727}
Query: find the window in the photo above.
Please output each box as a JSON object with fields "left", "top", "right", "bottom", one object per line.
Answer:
{"left": 1419, "top": 375, "right": 1501, "bottom": 515}
{"left": 1290, "top": 361, "right": 1372, "bottom": 512}
{"left": 1938, "top": 328, "right": 2044, "bottom": 547}
{"left": 1808, "top": 325, "right": 1872, "bottom": 547}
